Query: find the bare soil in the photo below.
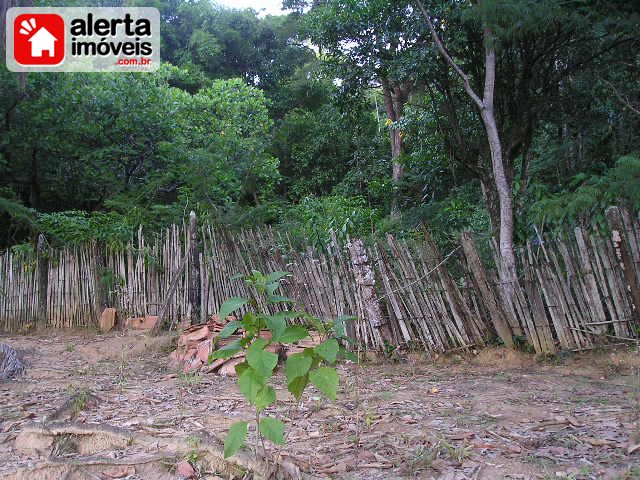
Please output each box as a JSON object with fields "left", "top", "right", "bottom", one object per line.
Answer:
{"left": 1, "top": 331, "right": 639, "bottom": 480}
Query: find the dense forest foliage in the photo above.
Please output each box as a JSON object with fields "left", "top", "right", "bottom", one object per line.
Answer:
{"left": 1, "top": 0, "right": 639, "bottom": 251}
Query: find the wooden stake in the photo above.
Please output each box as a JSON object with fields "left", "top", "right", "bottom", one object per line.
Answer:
{"left": 347, "top": 238, "right": 392, "bottom": 345}
{"left": 188, "top": 211, "right": 201, "bottom": 325}
{"left": 606, "top": 206, "right": 640, "bottom": 323}
{"left": 36, "top": 234, "right": 48, "bottom": 329}
{"left": 460, "top": 231, "right": 514, "bottom": 348}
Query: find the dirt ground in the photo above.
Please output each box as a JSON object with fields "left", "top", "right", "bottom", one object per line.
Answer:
{"left": 1, "top": 331, "right": 639, "bottom": 480}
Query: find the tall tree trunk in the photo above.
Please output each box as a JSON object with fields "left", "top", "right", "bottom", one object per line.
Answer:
{"left": 382, "top": 79, "right": 409, "bottom": 220}
{"left": 390, "top": 129, "right": 404, "bottom": 219}
{"left": 416, "top": 1, "right": 518, "bottom": 299}
{"left": 479, "top": 37, "right": 517, "bottom": 295}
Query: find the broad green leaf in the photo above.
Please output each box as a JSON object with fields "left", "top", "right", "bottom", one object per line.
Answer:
{"left": 209, "top": 340, "right": 242, "bottom": 361}
{"left": 314, "top": 339, "right": 339, "bottom": 363}
{"left": 278, "top": 326, "right": 309, "bottom": 344}
{"left": 238, "top": 366, "right": 266, "bottom": 403}
{"left": 259, "top": 417, "right": 284, "bottom": 445}
{"left": 235, "top": 361, "right": 249, "bottom": 377}
{"left": 287, "top": 375, "right": 308, "bottom": 400}
{"left": 265, "top": 271, "right": 290, "bottom": 284}
{"left": 218, "top": 297, "right": 248, "bottom": 321}
{"left": 224, "top": 421, "right": 248, "bottom": 458}
{"left": 339, "top": 345, "right": 358, "bottom": 363}
{"left": 246, "top": 339, "right": 278, "bottom": 377}
{"left": 219, "top": 320, "right": 241, "bottom": 339}
{"left": 267, "top": 311, "right": 306, "bottom": 341}
{"left": 285, "top": 353, "right": 313, "bottom": 383}
{"left": 255, "top": 385, "right": 276, "bottom": 411}
{"left": 309, "top": 367, "right": 339, "bottom": 401}
{"left": 265, "top": 282, "right": 279, "bottom": 297}
{"left": 264, "top": 315, "right": 286, "bottom": 341}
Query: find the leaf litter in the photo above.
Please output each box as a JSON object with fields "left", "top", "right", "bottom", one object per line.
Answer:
{"left": 0, "top": 331, "right": 639, "bottom": 479}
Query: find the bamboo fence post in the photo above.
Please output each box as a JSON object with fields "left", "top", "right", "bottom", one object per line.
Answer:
{"left": 574, "top": 227, "right": 607, "bottom": 333}
{"left": 460, "top": 231, "right": 514, "bottom": 348}
{"left": 424, "top": 229, "right": 482, "bottom": 345}
{"left": 94, "top": 241, "right": 108, "bottom": 312}
{"left": 188, "top": 211, "right": 201, "bottom": 325}
{"left": 606, "top": 206, "right": 640, "bottom": 323}
{"left": 36, "top": 234, "right": 48, "bottom": 329}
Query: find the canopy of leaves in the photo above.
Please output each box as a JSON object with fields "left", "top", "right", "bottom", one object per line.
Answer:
{"left": 1, "top": 0, "right": 638, "bottom": 249}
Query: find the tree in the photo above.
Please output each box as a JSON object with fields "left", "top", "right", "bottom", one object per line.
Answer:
{"left": 286, "top": 0, "right": 428, "bottom": 218}
{"left": 415, "top": 0, "right": 517, "bottom": 293}
{"left": 410, "top": 0, "right": 639, "bottom": 296}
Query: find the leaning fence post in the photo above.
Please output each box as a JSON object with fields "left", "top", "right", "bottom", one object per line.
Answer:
{"left": 606, "top": 206, "right": 640, "bottom": 323}
{"left": 460, "top": 231, "right": 514, "bottom": 348}
{"left": 36, "top": 234, "right": 48, "bottom": 329}
{"left": 347, "top": 238, "right": 393, "bottom": 346}
{"left": 188, "top": 211, "right": 202, "bottom": 325}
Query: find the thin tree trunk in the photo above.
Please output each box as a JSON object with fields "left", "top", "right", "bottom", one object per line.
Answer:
{"left": 390, "top": 129, "right": 404, "bottom": 219}
{"left": 479, "top": 38, "right": 516, "bottom": 295}
{"left": 382, "top": 79, "right": 409, "bottom": 220}
{"left": 415, "top": 1, "right": 518, "bottom": 298}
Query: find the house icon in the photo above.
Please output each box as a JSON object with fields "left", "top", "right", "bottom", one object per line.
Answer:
{"left": 28, "top": 27, "right": 58, "bottom": 57}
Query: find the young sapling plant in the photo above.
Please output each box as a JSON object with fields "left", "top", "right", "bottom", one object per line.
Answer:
{"left": 208, "top": 270, "right": 355, "bottom": 458}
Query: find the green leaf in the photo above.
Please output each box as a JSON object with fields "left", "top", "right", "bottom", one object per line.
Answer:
{"left": 267, "top": 311, "right": 306, "bottom": 341}
{"left": 246, "top": 338, "right": 278, "bottom": 378}
{"left": 224, "top": 421, "right": 248, "bottom": 458}
{"left": 219, "top": 320, "right": 241, "bottom": 339}
{"left": 278, "top": 326, "right": 309, "bottom": 344}
{"left": 255, "top": 385, "right": 276, "bottom": 411}
{"left": 314, "top": 339, "right": 339, "bottom": 363}
{"left": 235, "top": 361, "right": 249, "bottom": 377}
{"left": 338, "top": 345, "right": 358, "bottom": 363}
{"left": 273, "top": 310, "right": 306, "bottom": 320}
{"left": 238, "top": 366, "right": 266, "bottom": 403}
{"left": 285, "top": 353, "right": 313, "bottom": 383}
{"left": 265, "top": 271, "right": 290, "bottom": 284}
{"left": 209, "top": 340, "right": 242, "bottom": 361}
{"left": 309, "top": 367, "right": 339, "bottom": 401}
{"left": 265, "top": 282, "right": 279, "bottom": 297}
{"left": 334, "top": 315, "right": 355, "bottom": 337}
{"left": 259, "top": 417, "right": 284, "bottom": 445}
{"left": 266, "top": 295, "right": 293, "bottom": 304}
{"left": 218, "top": 297, "right": 248, "bottom": 321}
{"left": 264, "top": 315, "right": 286, "bottom": 341}
{"left": 287, "top": 375, "right": 308, "bottom": 400}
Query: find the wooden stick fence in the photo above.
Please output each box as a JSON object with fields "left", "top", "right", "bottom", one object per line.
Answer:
{"left": 0, "top": 206, "right": 638, "bottom": 356}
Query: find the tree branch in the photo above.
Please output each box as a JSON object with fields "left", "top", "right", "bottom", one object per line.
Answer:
{"left": 414, "top": 0, "right": 484, "bottom": 110}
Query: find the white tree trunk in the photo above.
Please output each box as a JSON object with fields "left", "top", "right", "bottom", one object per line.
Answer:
{"left": 480, "top": 40, "right": 517, "bottom": 295}
{"left": 415, "top": 1, "right": 518, "bottom": 299}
